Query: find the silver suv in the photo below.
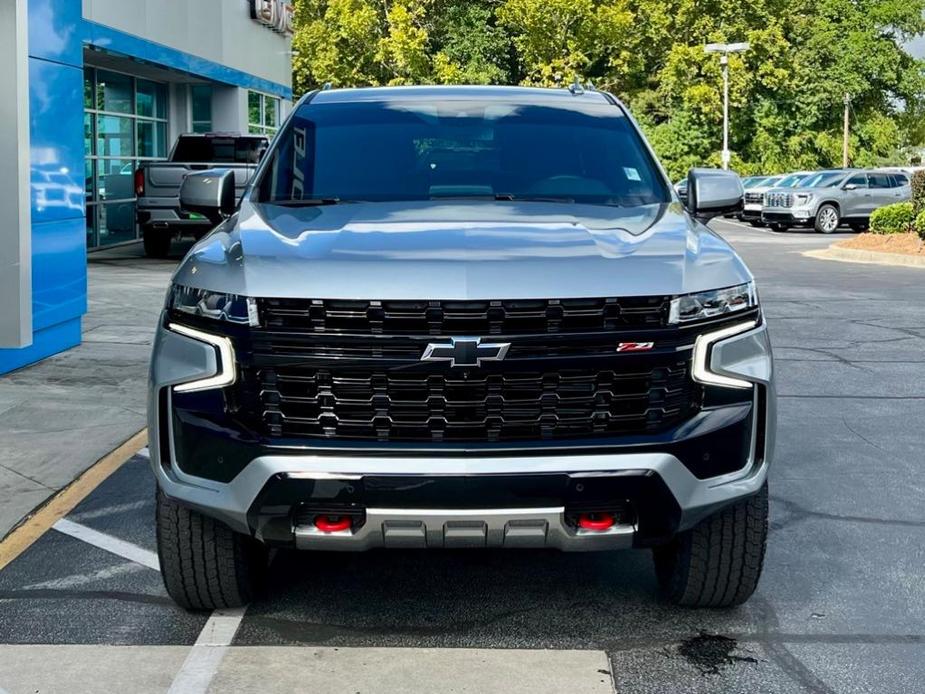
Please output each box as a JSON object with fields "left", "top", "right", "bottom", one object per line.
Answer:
{"left": 762, "top": 169, "right": 911, "bottom": 233}
{"left": 149, "top": 86, "right": 775, "bottom": 611}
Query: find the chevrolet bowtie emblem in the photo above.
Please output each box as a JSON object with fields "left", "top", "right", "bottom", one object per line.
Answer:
{"left": 421, "top": 337, "right": 511, "bottom": 367}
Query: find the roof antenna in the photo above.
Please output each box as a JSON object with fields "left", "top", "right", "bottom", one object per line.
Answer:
{"left": 568, "top": 76, "right": 584, "bottom": 95}
{"left": 322, "top": 82, "right": 333, "bottom": 90}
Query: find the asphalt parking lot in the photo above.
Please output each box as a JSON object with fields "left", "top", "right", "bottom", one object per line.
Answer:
{"left": 1, "top": 220, "right": 924, "bottom": 693}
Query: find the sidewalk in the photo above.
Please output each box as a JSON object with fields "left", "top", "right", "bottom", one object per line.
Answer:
{"left": 0, "top": 242, "right": 181, "bottom": 538}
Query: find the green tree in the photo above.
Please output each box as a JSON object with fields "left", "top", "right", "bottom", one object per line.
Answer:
{"left": 290, "top": 0, "right": 925, "bottom": 174}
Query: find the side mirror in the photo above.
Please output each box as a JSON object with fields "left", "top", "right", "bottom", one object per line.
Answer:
{"left": 686, "top": 168, "right": 743, "bottom": 221}
{"left": 179, "top": 169, "right": 237, "bottom": 225}
{"left": 843, "top": 183, "right": 857, "bottom": 191}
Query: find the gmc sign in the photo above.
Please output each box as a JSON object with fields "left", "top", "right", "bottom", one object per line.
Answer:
{"left": 250, "top": 0, "right": 294, "bottom": 35}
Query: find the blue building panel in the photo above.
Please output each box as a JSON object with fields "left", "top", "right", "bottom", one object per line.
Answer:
{"left": 27, "top": 0, "right": 83, "bottom": 67}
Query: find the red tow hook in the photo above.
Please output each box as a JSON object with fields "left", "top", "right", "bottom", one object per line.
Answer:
{"left": 578, "top": 512, "right": 615, "bottom": 531}
{"left": 314, "top": 515, "right": 352, "bottom": 533}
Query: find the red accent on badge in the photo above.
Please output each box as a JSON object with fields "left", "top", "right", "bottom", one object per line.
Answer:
{"left": 616, "top": 342, "right": 655, "bottom": 352}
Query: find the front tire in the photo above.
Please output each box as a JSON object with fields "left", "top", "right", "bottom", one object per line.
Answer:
{"left": 653, "top": 483, "right": 768, "bottom": 608}
{"left": 814, "top": 204, "right": 840, "bottom": 233}
{"left": 156, "top": 488, "right": 268, "bottom": 610}
{"left": 767, "top": 223, "right": 788, "bottom": 232}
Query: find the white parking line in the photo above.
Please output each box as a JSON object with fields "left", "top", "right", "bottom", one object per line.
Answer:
{"left": 52, "top": 518, "right": 160, "bottom": 571}
{"left": 168, "top": 607, "right": 248, "bottom": 694}
{"left": 70, "top": 499, "right": 149, "bottom": 522}
{"left": 23, "top": 561, "right": 146, "bottom": 590}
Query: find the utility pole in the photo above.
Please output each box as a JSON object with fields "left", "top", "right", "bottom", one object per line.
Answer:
{"left": 842, "top": 93, "right": 850, "bottom": 168}
{"left": 705, "top": 42, "right": 750, "bottom": 170}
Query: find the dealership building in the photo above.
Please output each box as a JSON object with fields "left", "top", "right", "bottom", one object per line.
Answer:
{"left": 0, "top": 0, "right": 293, "bottom": 374}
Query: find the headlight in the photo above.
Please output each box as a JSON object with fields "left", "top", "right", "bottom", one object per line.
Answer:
{"left": 167, "top": 285, "right": 259, "bottom": 327}
{"left": 669, "top": 282, "right": 757, "bottom": 324}
{"left": 794, "top": 193, "right": 812, "bottom": 206}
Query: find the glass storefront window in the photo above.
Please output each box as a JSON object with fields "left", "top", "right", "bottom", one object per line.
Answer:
{"left": 96, "top": 70, "right": 133, "bottom": 114}
{"left": 137, "top": 121, "right": 167, "bottom": 158}
{"left": 248, "top": 91, "right": 280, "bottom": 136}
{"left": 136, "top": 79, "right": 167, "bottom": 119}
{"left": 96, "top": 115, "right": 134, "bottom": 158}
{"left": 96, "top": 159, "right": 135, "bottom": 201}
{"left": 84, "top": 66, "right": 169, "bottom": 249}
{"left": 191, "top": 85, "right": 212, "bottom": 133}
{"left": 83, "top": 67, "right": 94, "bottom": 109}
{"left": 98, "top": 201, "right": 138, "bottom": 245}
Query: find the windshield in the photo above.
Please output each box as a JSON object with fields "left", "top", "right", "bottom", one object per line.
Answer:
{"left": 777, "top": 174, "right": 810, "bottom": 188}
{"left": 799, "top": 171, "right": 845, "bottom": 188}
{"left": 256, "top": 98, "right": 670, "bottom": 206}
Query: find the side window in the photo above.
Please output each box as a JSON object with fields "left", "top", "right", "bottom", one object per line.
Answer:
{"left": 846, "top": 174, "right": 868, "bottom": 189}
{"left": 892, "top": 174, "right": 909, "bottom": 188}
{"left": 868, "top": 174, "right": 891, "bottom": 189}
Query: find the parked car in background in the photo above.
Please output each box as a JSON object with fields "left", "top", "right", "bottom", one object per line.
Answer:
{"left": 740, "top": 175, "right": 783, "bottom": 225}
{"left": 135, "top": 133, "right": 269, "bottom": 257}
{"left": 762, "top": 169, "right": 910, "bottom": 233}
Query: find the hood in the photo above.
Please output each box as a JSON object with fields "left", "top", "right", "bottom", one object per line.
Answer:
{"left": 172, "top": 200, "right": 752, "bottom": 300}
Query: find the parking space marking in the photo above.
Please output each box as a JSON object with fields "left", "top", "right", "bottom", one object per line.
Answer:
{"left": 52, "top": 518, "right": 160, "bottom": 572}
{"left": 70, "top": 499, "right": 149, "bottom": 522}
{"left": 168, "top": 607, "right": 248, "bottom": 694}
{"left": 22, "top": 562, "right": 147, "bottom": 590}
{"left": 0, "top": 429, "right": 147, "bottom": 571}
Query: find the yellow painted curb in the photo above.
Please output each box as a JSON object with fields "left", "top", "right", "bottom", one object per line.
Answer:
{"left": 0, "top": 428, "right": 148, "bottom": 570}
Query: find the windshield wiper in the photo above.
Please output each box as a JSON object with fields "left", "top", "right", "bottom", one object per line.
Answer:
{"left": 493, "top": 194, "right": 576, "bottom": 203}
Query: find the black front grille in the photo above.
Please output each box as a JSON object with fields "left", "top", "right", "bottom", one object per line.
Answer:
{"left": 745, "top": 192, "right": 763, "bottom": 204}
{"left": 237, "top": 295, "right": 702, "bottom": 445}
{"left": 259, "top": 297, "right": 670, "bottom": 335}
{"left": 255, "top": 363, "right": 694, "bottom": 443}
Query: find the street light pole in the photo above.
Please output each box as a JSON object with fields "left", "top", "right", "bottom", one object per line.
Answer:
{"left": 705, "top": 42, "right": 750, "bottom": 170}
{"left": 721, "top": 54, "right": 730, "bottom": 169}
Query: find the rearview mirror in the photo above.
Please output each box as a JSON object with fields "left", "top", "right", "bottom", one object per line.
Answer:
{"left": 686, "top": 168, "right": 744, "bottom": 221}
{"left": 179, "top": 169, "right": 237, "bottom": 225}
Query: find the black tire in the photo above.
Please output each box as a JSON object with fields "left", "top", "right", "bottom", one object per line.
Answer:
{"left": 748, "top": 221, "right": 763, "bottom": 228}
{"left": 653, "top": 483, "right": 768, "bottom": 608}
{"left": 767, "top": 223, "right": 788, "bottom": 232}
{"left": 814, "top": 204, "right": 840, "bottom": 234}
{"left": 143, "top": 227, "right": 172, "bottom": 258}
{"left": 156, "top": 488, "right": 268, "bottom": 610}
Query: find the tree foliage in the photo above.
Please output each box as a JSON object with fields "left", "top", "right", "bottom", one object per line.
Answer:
{"left": 292, "top": 0, "right": 925, "bottom": 178}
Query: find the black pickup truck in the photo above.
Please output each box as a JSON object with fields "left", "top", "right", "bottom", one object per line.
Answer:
{"left": 135, "top": 133, "right": 268, "bottom": 257}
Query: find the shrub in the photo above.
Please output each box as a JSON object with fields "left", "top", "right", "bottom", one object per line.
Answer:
{"left": 870, "top": 202, "right": 915, "bottom": 234}
{"left": 912, "top": 170, "right": 925, "bottom": 214}
{"left": 914, "top": 210, "right": 925, "bottom": 241}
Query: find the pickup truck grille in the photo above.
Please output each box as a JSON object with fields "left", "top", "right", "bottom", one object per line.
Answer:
{"left": 238, "top": 296, "right": 700, "bottom": 444}
{"left": 253, "top": 361, "right": 694, "bottom": 443}
{"left": 258, "top": 297, "right": 669, "bottom": 335}
{"left": 744, "top": 192, "right": 763, "bottom": 204}
{"left": 764, "top": 192, "right": 793, "bottom": 208}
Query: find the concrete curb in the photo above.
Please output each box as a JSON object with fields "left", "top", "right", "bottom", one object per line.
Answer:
{"left": 804, "top": 244, "right": 925, "bottom": 268}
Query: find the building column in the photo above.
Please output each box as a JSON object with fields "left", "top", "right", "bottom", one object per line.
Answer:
{"left": 0, "top": 0, "right": 32, "bottom": 349}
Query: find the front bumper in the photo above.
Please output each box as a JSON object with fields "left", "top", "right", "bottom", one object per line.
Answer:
{"left": 147, "top": 318, "right": 776, "bottom": 551}
{"left": 761, "top": 210, "right": 814, "bottom": 226}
